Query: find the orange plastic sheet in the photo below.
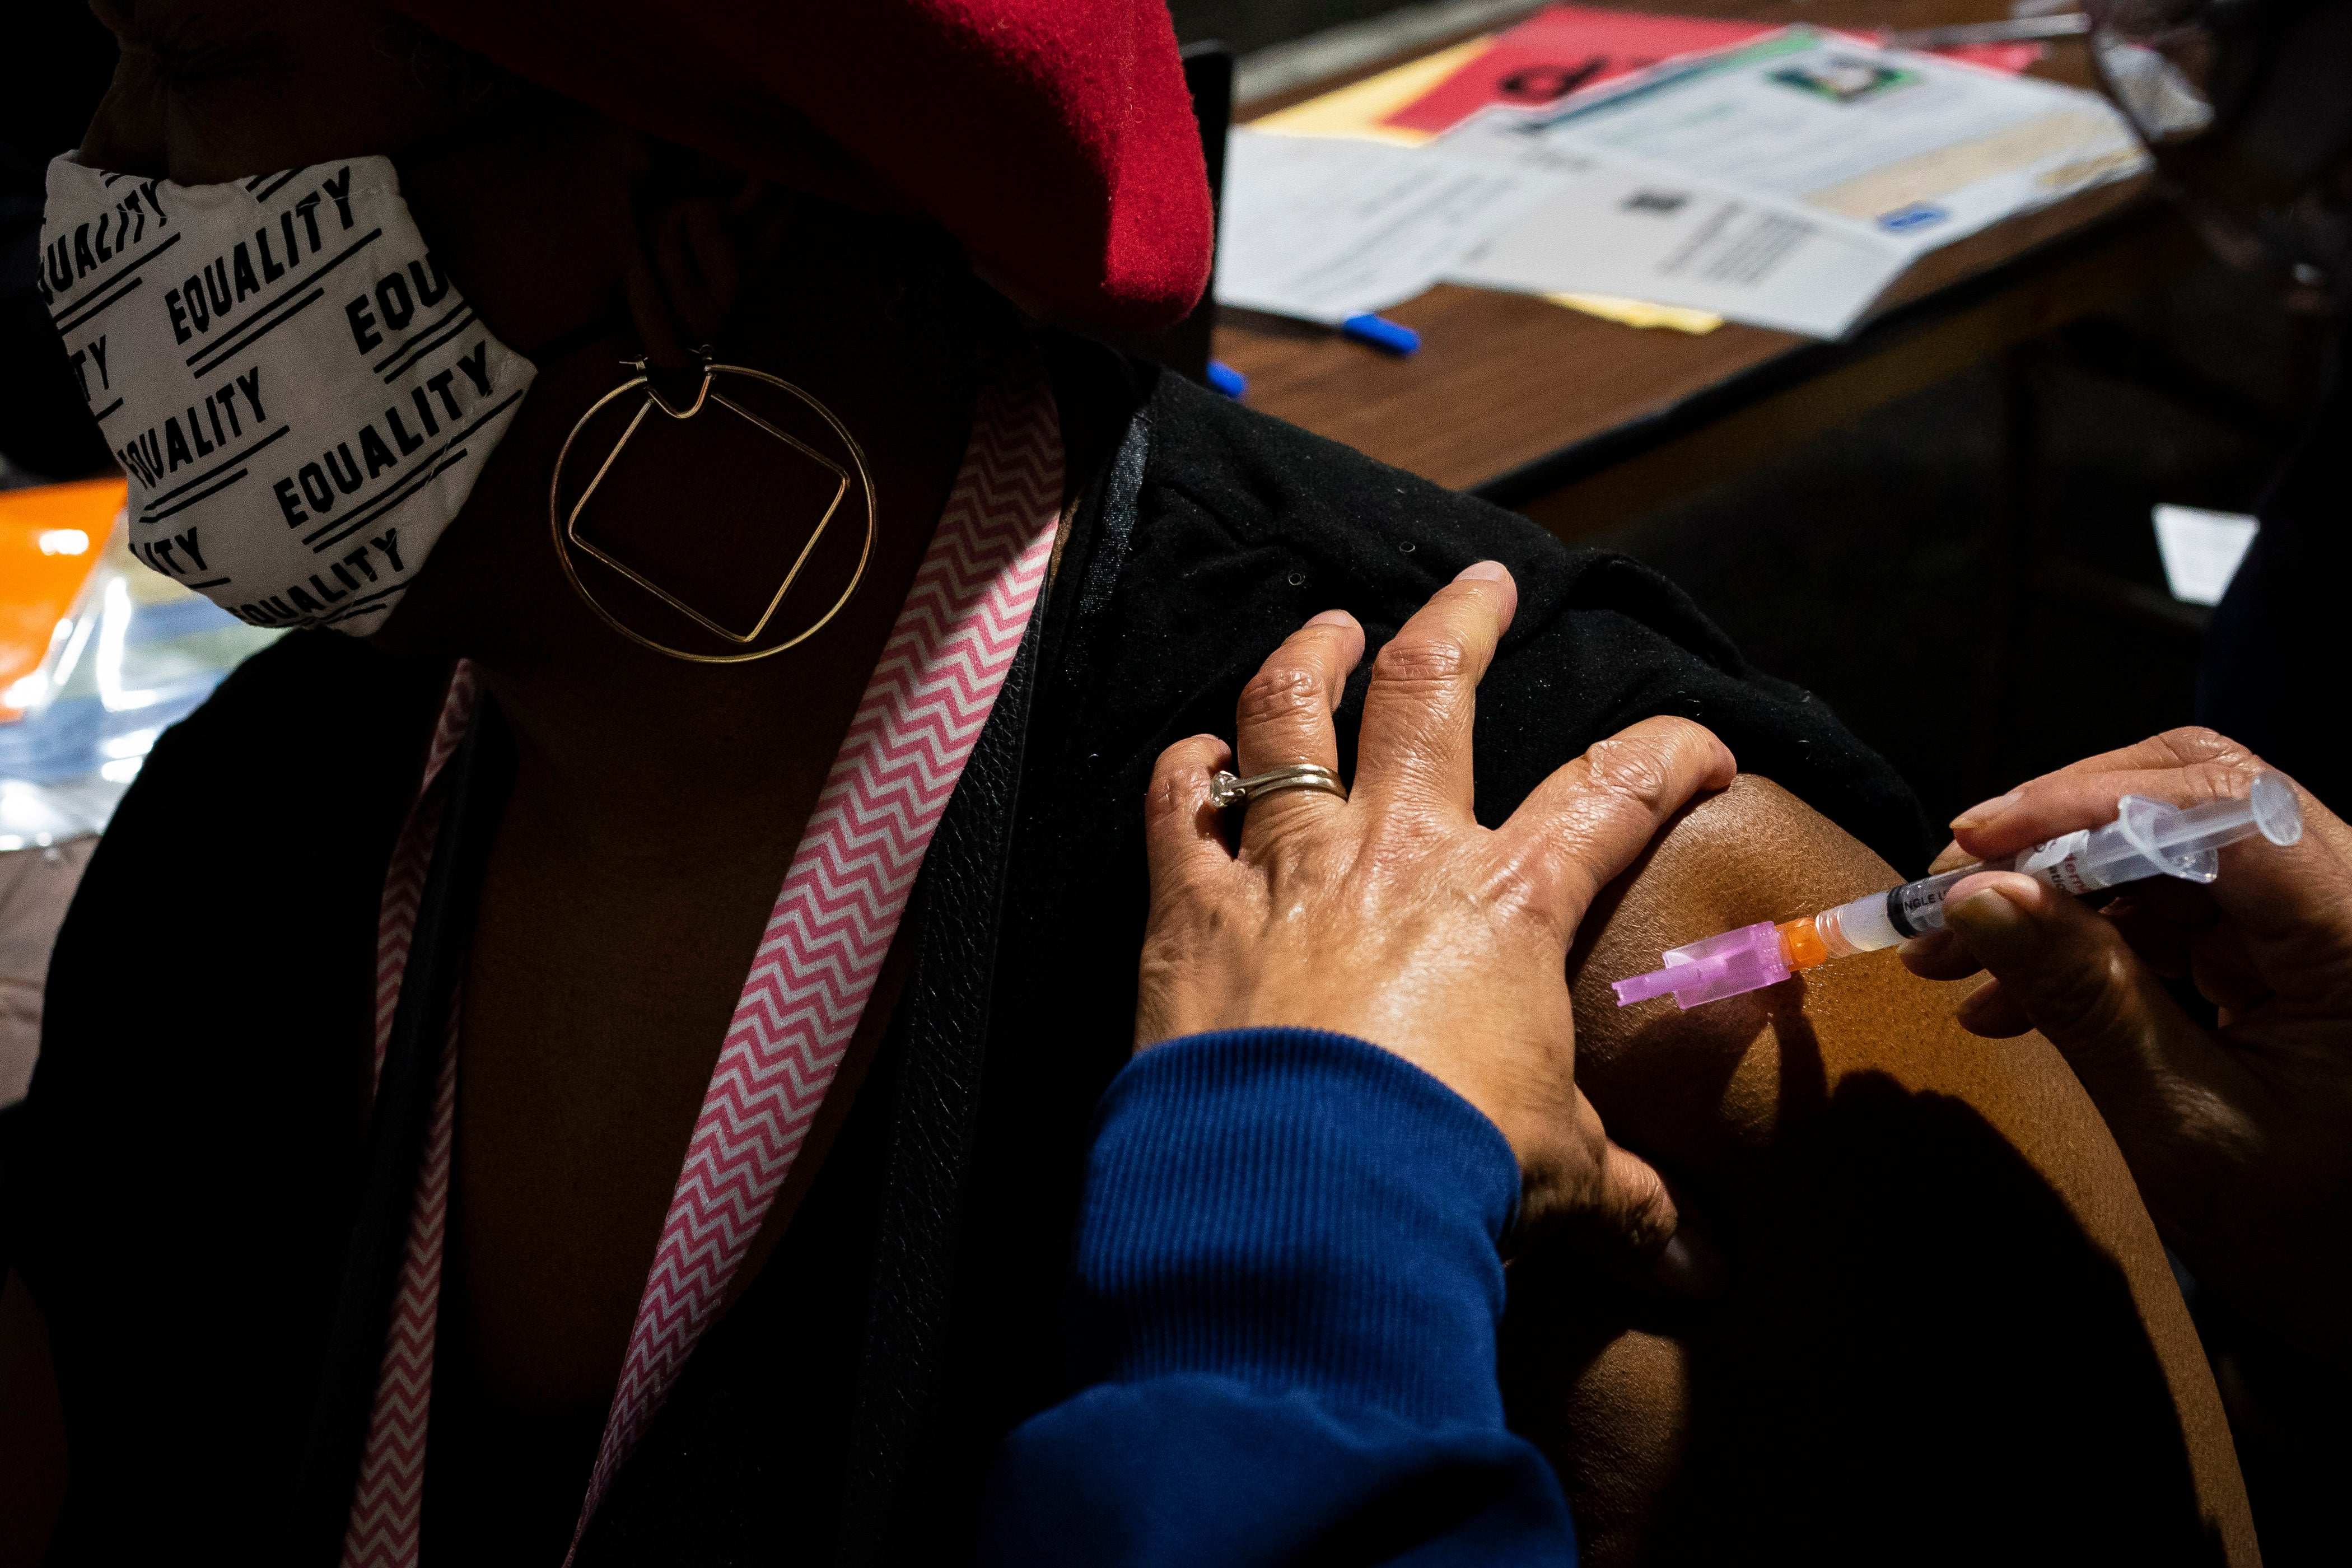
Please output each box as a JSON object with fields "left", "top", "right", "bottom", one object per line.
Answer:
{"left": 0, "top": 479, "right": 125, "bottom": 720}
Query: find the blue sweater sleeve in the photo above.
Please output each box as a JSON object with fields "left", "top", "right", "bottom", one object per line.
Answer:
{"left": 977, "top": 1028, "right": 1576, "bottom": 1567}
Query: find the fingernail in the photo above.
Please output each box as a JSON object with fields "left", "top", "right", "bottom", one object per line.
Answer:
{"left": 1945, "top": 885, "right": 2030, "bottom": 948}
{"left": 1897, "top": 930, "right": 1948, "bottom": 960}
{"left": 1453, "top": 560, "right": 1518, "bottom": 629}
{"left": 1305, "top": 609, "right": 1356, "bottom": 629}
{"left": 1651, "top": 1221, "right": 1729, "bottom": 1299}
{"left": 1950, "top": 790, "right": 2021, "bottom": 830}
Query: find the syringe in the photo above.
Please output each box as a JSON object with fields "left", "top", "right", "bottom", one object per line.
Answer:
{"left": 1612, "top": 773, "right": 2305, "bottom": 1011}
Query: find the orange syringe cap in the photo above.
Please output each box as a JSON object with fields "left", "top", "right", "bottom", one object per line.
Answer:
{"left": 1777, "top": 916, "right": 1831, "bottom": 971}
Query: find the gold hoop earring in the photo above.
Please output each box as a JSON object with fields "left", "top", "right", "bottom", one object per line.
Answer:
{"left": 548, "top": 348, "right": 877, "bottom": 664}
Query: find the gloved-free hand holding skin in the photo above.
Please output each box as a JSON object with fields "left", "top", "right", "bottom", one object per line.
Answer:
{"left": 1138, "top": 563, "right": 1737, "bottom": 1293}
{"left": 1905, "top": 726, "right": 2352, "bottom": 1374}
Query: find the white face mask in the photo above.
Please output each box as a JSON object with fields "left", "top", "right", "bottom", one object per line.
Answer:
{"left": 38, "top": 154, "right": 536, "bottom": 637}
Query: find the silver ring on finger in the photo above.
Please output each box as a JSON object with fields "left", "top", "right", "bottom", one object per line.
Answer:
{"left": 1209, "top": 763, "right": 1348, "bottom": 809}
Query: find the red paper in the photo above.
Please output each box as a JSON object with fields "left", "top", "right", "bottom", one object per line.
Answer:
{"left": 1926, "top": 40, "right": 2047, "bottom": 73}
{"left": 1379, "top": 5, "right": 2042, "bottom": 137}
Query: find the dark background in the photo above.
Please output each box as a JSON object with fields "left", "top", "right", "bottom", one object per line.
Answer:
{"left": 1586, "top": 259, "right": 2298, "bottom": 827}
{"left": 1174, "top": 0, "right": 1430, "bottom": 55}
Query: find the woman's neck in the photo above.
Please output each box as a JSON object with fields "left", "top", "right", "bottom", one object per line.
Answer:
{"left": 381, "top": 311, "right": 995, "bottom": 872}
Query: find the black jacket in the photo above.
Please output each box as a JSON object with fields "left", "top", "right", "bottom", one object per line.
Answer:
{"left": 2, "top": 344, "right": 1925, "bottom": 1564}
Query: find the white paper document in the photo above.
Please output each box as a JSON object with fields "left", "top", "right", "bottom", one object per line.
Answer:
{"left": 2152, "top": 503, "right": 2258, "bottom": 606}
{"left": 1460, "top": 27, "right": 2149, "bottom": 260}
{"left": 1215, "top": 31, "right": 2148, "bottom": 340}
{"left": 1214, "top": 128, "right": 1571, "bottom": 325}
{"left": 1439, "top": 130, "right": 1910, "bottom": 337}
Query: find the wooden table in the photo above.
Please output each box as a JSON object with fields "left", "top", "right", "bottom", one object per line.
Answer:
{"left": 1213, "top": 0, "right": 2205, "bottom": 540}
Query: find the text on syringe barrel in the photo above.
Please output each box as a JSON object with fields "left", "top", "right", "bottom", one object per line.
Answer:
{"left": 1887, "top": 865, "right": 1981, "bottom": 937}
{"left": 1811, "top": 855, "right": 2064, "bottom": 956}
{"left": 1866, "top": 833, "right": 2111, "bottom": 944}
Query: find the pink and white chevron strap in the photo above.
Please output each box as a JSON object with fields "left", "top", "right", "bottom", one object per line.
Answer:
{"left": 338, "top": 352, "right": 1065, "bottom": 1568}
{"left": 342, "top": 661, "right": 480, "bottom": 1568}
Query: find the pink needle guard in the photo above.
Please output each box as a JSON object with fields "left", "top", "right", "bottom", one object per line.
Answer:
{"left": 1611, "top": 920, "right": 1791, "bottom": 1010}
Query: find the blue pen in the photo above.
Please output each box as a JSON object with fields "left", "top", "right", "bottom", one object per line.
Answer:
{"left": 1340, "top": 312, "right": 1420, "bottom": 356}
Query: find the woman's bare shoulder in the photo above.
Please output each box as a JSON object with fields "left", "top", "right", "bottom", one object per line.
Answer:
{"left": 1566, "top": 773, "right": 2084, "bottom": 1160}
{"left": 1508, "top": 774, "right": 2255, "bottom": 1567}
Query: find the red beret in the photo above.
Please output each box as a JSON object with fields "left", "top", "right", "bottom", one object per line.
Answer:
{"left": 385, "top": 0, "right": 1215, "bottom": 333}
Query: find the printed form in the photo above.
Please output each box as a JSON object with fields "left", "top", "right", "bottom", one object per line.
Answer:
{"left": 1216, "top": 124, "right": 1886, "bottom": 335}
{"left": 1215, "top": 29, "right": 2149, "bottom": 339}
{"left": 1460, "top": 27, "right": 2149, "bottom": 259}
{"left": 1439, "top": 123, "right": 1910, "bottom": 337}
{"left": 1214, "top": 128, "right": 1572, "bottom": 325}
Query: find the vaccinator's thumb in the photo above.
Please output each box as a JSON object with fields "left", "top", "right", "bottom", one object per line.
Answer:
{"left": 1602, "top": 1141, "right": 1728, "bottom": 1300}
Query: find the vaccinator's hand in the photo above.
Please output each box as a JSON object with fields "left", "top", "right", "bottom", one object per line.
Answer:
{"left": 1902, "top": 729, "right": 2352, "bottom": 1370}
{"left": 1135, "top": 563, "right": 1737, "bottom": 1295}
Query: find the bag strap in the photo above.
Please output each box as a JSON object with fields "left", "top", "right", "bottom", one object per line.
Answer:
{"left": 276, "top": 696, "right": 510, "bottom": 1568}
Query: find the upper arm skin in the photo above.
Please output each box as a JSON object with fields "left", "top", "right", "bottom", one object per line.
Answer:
{"left": 1500, "top": 776, "right": 2256, "bottom": 1567}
